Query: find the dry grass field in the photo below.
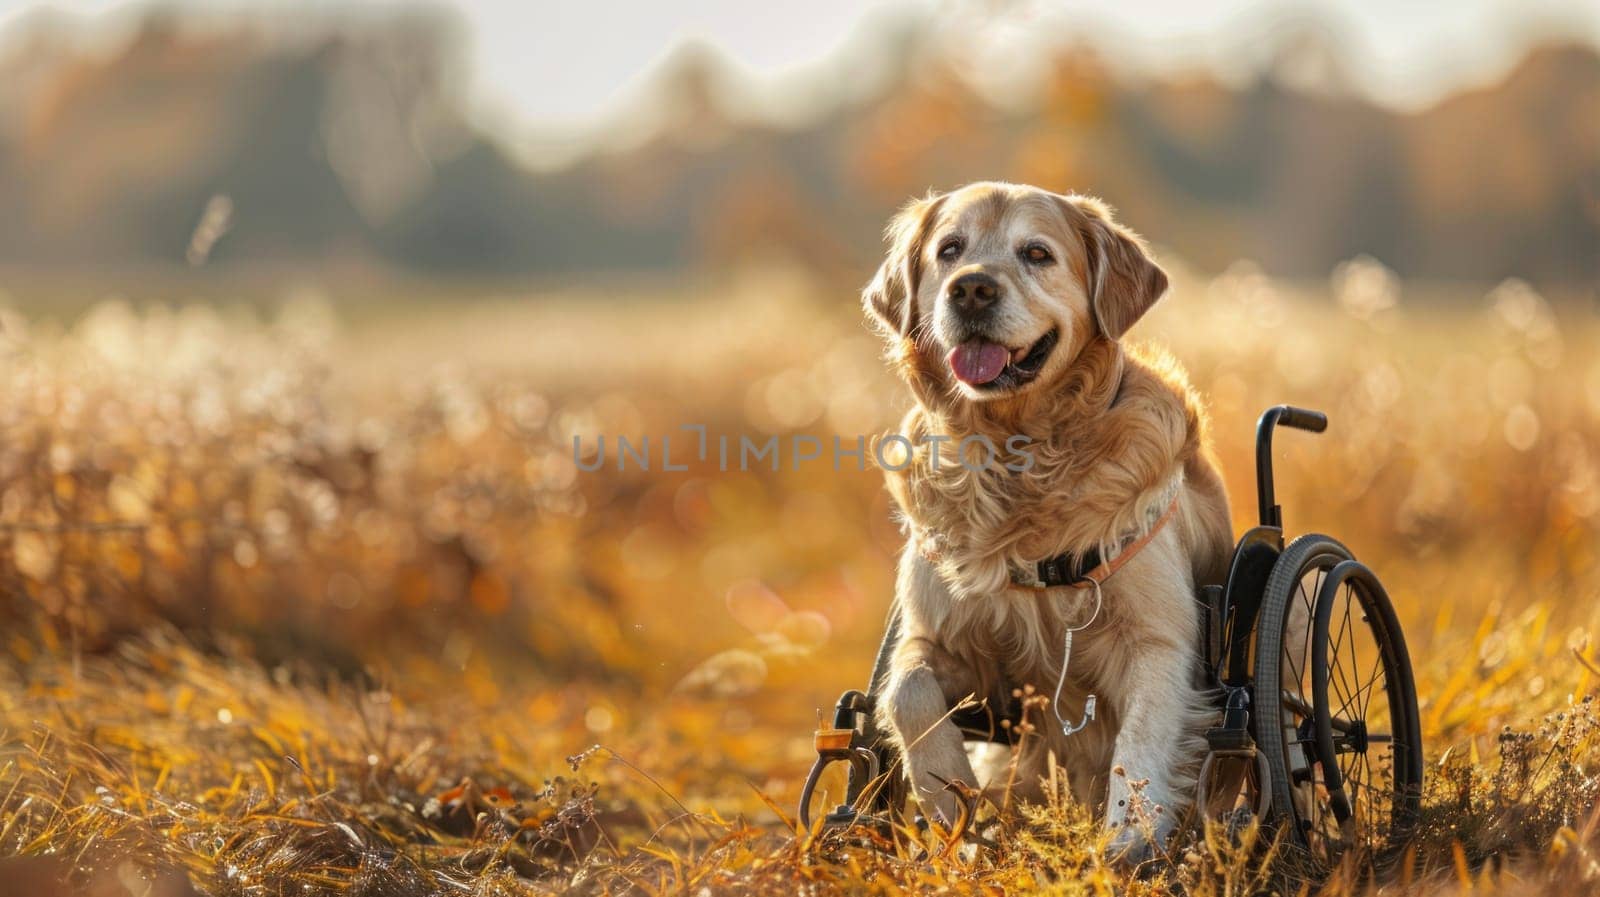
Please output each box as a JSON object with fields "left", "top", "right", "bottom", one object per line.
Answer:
{"left": 2, "top": 262, "right": 1598, "bottom": 895}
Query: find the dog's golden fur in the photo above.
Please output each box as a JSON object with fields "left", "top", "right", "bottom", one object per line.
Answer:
{"left": 861, "top": 182, "right": 1232, "bottom": 854}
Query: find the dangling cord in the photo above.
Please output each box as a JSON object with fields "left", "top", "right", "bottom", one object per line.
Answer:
{"left": 1052, "top": 578, "right": 1104, "bottom": 737}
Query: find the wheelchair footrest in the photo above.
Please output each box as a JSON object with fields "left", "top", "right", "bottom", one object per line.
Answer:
{"left": 799, "top": 689, "right": 888, "bottom": 831}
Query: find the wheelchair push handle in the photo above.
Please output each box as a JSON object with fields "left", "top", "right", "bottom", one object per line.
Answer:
{"left": 1266, "top": 405, "right": 1327, "bottom": 434}
{"left": 1255, "top": 405, "right": 1328, "bottom": 529}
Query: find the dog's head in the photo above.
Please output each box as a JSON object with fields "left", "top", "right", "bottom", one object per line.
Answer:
{"left": 863, "top": 182, "right": 1166, "bottom": 401}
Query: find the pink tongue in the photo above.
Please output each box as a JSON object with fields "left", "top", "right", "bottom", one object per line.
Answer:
{"left": 947, "top": 341, "right": 1011, "bottom": 385}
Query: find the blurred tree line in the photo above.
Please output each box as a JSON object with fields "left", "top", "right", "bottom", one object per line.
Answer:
{"left": 0, "top": 7, "right": 1594, "bottom": 287}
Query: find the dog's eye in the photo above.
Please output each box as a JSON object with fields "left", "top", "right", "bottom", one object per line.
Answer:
{"left": 1021, "top": 243, "right": 1054, "bottom": 265}
{"left": 937, "top": 238, "right": 963, "bottom": 262}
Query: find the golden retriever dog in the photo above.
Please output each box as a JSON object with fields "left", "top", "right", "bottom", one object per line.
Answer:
{"left": 862, "top": 182, "right": 1233, "bottom": 857}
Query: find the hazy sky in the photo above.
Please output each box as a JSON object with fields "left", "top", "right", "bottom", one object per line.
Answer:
{"left": 8, "top": 0, "right": 1599, "bottom": 136}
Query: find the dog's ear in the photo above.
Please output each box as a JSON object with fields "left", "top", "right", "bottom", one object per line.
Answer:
{"left": 1067, "top": 196, "right": 1168, "bottom": 339}
{"left": 863, "top": 192, "right": 946, "bottom": 338}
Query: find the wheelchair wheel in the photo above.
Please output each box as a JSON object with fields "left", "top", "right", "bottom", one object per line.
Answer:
{"left": 1253, "top": 534, "right": 1424, "bottom": 870}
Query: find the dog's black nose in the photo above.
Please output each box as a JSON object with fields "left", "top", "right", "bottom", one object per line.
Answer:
{"left": 947, "top": 272, "right": 1000, "bottom": 315}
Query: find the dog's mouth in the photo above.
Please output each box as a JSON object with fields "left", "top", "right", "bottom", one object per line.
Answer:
{"left": 946, "top": 328, "right": 1059, "bottom": 391}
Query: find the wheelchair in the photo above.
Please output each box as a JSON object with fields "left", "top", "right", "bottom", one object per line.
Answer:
{"left": 799, "top": 405, "right": 1424, "bottom": 872}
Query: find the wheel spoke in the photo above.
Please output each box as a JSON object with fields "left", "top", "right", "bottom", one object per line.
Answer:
{"left": 1331, "top": 587, "right": 1357, "bottom": 696}
{"left": 1331, "top": 660, "right": 1370, "bottom": 725}
{"left": 1363, "top": 603, "right": 1387, "bottom": 724}
{"left": 1306, "top": 569, "right": 1326, "bottom": 689}
{"left": 1332, "top": 587, "right": 1362, "bottom": 714}
{"left": 1358, "top": 633, "right": 1385, "bottom": 711}
{"left": 1341, "top": 657, "right": 1383, "bottom": 726}
{"left": 1288, "top": 577, "right": 1312, "bottom": 692}
{"left": 1324, "top": 600, "right": 1366, "bottom": 739}
{"left": 1331, "top": 588, "right": 1388, "bottom": 733}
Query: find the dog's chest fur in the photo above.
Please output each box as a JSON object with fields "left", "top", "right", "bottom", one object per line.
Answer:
{"left": 888, "top": 352, "right": 1197, "bottom": 603}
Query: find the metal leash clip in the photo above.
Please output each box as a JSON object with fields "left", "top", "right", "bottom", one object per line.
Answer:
{"left": 1052, "top": 579, "right": 1104, "bottom": 737}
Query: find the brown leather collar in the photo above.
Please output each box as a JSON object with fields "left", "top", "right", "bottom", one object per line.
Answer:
{"left": 1011, "top": 493, "right": 1181, "bottom": 592}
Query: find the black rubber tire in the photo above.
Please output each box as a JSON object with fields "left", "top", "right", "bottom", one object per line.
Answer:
{"left": 1252, "top": 534, "right": 1353, "bottom": 855}
{"left": 1254, "top": 534, "right": 1424, "bottom": 872}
